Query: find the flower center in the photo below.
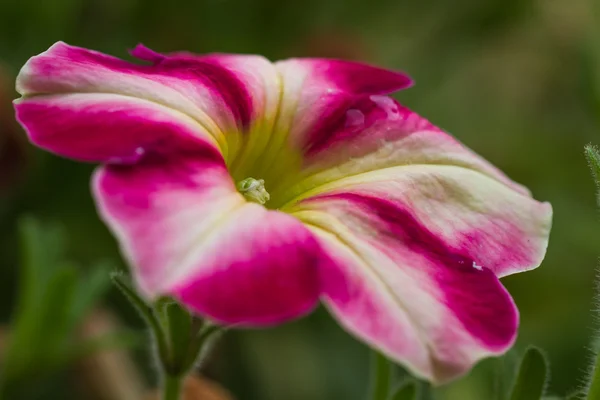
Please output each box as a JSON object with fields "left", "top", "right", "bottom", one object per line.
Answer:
{"left": 237, "top": 177, "right": 270, "bottom": 205}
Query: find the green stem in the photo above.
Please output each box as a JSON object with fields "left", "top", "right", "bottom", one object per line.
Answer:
{"left": 111, "top": 277, "right": 225, "bottom": 399}
{"left": 370, "top": 351, "right": 391, "bottom": 400}
{"left": 162, "top": 373, "right": 183, "bottom": 400}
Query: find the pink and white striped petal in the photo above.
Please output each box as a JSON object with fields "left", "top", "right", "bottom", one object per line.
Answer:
{"left": 254, "top": 59, "right": 413, "bottom": 186}
{"left": 269, "top": 99, "right": 532, "bottom": 207}
{"left": 170, "top": 207, "right": 324, "bottom": 326}
{"left": 273, "top": 58, "right": 413, "bottom": 150}
{"left": 15, "top": 42, "right": 280, "bottom": 157}
{"left": 94, "top": 156, "right": 323, "bottom": 325}
{"left": 14, "top": 93, "right": 221, "bottom": 163}
{"left": 288, "top": 167, "right": 551, "bottom": 382}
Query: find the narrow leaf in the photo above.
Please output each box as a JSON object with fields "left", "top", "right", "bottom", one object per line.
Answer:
{"left": 2, "top": 218, "right": 67, "bottom": 381}
{"left": 509, "top": 347, "right": 549, "bottom": 400}
{"left": 69, "top": 261, "right": 113, "bottom": 329}
{"left": 37, "top": 263, "right": 79, "bottom": 364}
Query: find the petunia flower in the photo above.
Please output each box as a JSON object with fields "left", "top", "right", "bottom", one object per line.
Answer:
{"left": 14, "top": 42, "right": 552, "bottom": 384}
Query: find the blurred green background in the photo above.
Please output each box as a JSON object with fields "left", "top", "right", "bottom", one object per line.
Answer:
{"left": 1, "top": 0, "right": 599, "bottom": 399}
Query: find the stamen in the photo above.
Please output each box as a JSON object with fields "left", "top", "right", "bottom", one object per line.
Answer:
{"left": 237, "top": 177, "right": 270, "bottom": 205}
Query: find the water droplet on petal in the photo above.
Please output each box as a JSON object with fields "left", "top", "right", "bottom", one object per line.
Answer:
{"left": 345, "top": 109, "right": 365, "bottom": 129}
{"left": 107, "top": 147, "right": 146, "bottom": 165}
{"left": 369, "top": 95, "right": 400, "bottom": 120}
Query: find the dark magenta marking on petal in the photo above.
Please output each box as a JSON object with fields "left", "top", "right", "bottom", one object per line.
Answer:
{"left": 457, "top": 222, "right": 536, "bottom": 276}
{"left": 309, "top": 193, "right": 517, "bottom": 348}
{"left": 100, "top": 155, "right": 227, "bottom": 210}
{"left": 173, "top": 218, "right": 323, "bottom": 326}
{"left": 303, "top": 94, "right": 403, "bottom": 156}
{"left": 14, "top": 99, "right": 224, "bottom": 165}
{"left": 315, "top": 59, "right": 413, "bottom": 94}
{"left": 36, "top": 43, "right": 254, "bottom": 129}
{"left": 157, "top": 57, "right": 254, "bottom": 129}
{"left": 129, "top": 44, "right": 166, "bottom": 64}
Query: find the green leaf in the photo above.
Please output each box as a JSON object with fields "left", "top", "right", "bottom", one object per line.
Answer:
{"left": 37, "top": 263, "right": 79, "bottom": 365}
{"left": 390, "top": 381, "right": 417, "bottom": 400}
{"left": 69, "top": 261, "right": 113, "bottom": 329}
{"left": 585, "top": 144, "right": 600, "bottom": 208}
{"left": 509, "top": 347, "right": 549, "bottom": 400}
{"left": 2, "top": 218, "right": 68, "bottom": 382}
{"left": 0, "top": 218, "right": 118, "bottom": 395}
{"left": 370, "top": 351, "right": 392, "bottom": 400}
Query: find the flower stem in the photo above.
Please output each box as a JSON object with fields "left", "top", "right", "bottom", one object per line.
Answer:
{"left": 111, "top": 276, "right": 225, "bottom": 400}
{"left": 162, "top": 373, "right": 183, "bottom": 400}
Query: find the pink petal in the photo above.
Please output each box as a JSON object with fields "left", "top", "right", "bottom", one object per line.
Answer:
{"left": 257, "top": 59, "right": 412, "bottom": 183}
{"left": 15, "top": 94, "right": 221, "bottom": 163}
{"left": 292, "top": 192, "right": 531, "bottom": 383}
{"left": 284, "top": 115, "right": 552, "bottom": 278}
{"left": 94, "top": 156, "right": 322, "bottom": 325}
{"left": 171, "top": 208, "right": 323, "bottom": 326}
{"left": 271, "top": 102, "right": 533, "bottom": 208}
{"left": 16, "top": 42, "right": 279, "bottom": 148}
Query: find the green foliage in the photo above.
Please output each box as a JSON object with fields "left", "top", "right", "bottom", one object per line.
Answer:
{"left": 0, "top": 217, "right": 132, "bottom": 395}
{"left": 509, "top": 347, "right": 549, "bottom": 400}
